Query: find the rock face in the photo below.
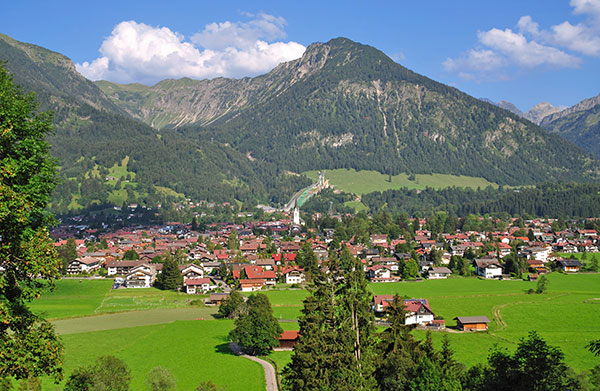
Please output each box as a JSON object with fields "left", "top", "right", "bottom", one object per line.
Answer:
{"left": 540, "top": 93, "right": 600, "bottom": 126}
{"left": 524, "top": 102, "right": 562, "bottom": 125}
{"left": 540, "top": 94, "right": 600, "bottom": 158}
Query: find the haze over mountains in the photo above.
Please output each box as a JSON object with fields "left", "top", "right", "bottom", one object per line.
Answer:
{"left": 1, "top": 33, "right": 599, "bottom": 211}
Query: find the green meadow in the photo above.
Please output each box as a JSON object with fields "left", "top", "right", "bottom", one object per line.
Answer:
{"left": 256, "top": 273, "right": 600, "bottom": 371}
{"left": 30, "top": 279, "right": 198, "bottom": 319}
{"left": 29, "top": 273, "right": 600, "bottom": 389}
{"left": 304, "top": 169, "right": 498, "bottom": 195}
{"left": 42, "top": 320, "right": 264, "bottom": 391}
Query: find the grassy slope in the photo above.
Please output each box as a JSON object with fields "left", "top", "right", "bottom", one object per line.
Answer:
{"left": 304, "top": 169, "right": 498, "bottom": 195}
{"left": 255, "top": 273, "right": 600, "bottom": 371}
{"left": 30, "top": 279, "right": 201, "bottom": 319}
{"left": 31, "top": 274, "right": 600, "bottom": 386}
{"left": 42, "top": 320, "right": 264, "bottom": 391}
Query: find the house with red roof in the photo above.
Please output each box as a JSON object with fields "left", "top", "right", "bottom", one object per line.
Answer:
{"left": 244, "top": 265, "right": 277, "bottom": 286}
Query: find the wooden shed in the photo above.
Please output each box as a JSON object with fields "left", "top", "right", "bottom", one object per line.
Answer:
{"left": 454, "top": 316, "right": 491, "bottom": 331}
{"left": 278, "top": 330, "right": 300, "bottom": 349}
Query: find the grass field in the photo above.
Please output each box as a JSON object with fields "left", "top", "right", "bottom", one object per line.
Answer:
{"left": 41, "top": 320, "right": 264, "bottom": 391}
{"left": 304, "top": 169, "right": 498, "bottom": 195}
{"left": 254, "top": 273, "right": 600, "bottom": 371}
{"left": 30, "top": 279, "right": 203, "bottom": 319}
{"left": 28, "top": 274, "right": 600, "bottom": 388}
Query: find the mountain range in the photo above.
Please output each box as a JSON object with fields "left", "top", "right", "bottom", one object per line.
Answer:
{"left": 483, "top": 93, "right": 600, "bottom": 158}
{"left": 1, "top": 33, "right": 598, "bottom": 213}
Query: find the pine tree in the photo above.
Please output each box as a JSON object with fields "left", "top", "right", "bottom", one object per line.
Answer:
{"left": 157, "top": 256, "right": 183, "bottom": 290}
{"left": 284, "top": 253, "right": 376, "bottom": 390}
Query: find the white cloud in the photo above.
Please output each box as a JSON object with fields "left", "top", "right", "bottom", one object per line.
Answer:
{"left": 478, "top": 28, "right": 581, "bottom": 67}
{"left": 571, "top": 0, "right": 600, "bottom": 20}
{"left": 191, "top": 12, "right": 287, "bottom": 50}
{"left": 443, "top": 1, "right": 600, "bottom": 79}
{"left": 76, "top": 15, "right": 306, "bottom": 84}
{"left": 443, "top": 49, "right": 505, "bottom": 80}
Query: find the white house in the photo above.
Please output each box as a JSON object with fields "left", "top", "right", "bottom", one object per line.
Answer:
{"left": 180, "top": 264, "right": 204, "bottom": 280}
{"left": 474, "top": 258, "right": 504, "bottom": 279}
{"left": 125, "top": 263, "right": 157, "bottom": 288}
{"left": 427, "top": 267, "right": 452, "bottom": 279}
{"left": 282, "top": 267, "right": 305, "bottom": 284}
{"left": 67, "top": 256, "right": 103, "bottom": 274}
{"left": 366, "top": 264, "right": 392, "bottom": 280}
{"left": 404, "top": 299, "right": 435, "bottom": 326}
{"left": 371, "top": 296, "right": 435, "bottom": 325}
{"left": 185, "top": 278, "right": 211, "bottom": 294}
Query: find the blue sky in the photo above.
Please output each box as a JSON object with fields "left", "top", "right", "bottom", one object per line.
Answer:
{"left": 3, "top": 0, "right": 599, "bottom": 111}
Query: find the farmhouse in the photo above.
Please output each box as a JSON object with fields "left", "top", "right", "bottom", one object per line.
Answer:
{"left": 180, "top": 264, "right": 204, "bottom": 280}
{"left": 239, "top": 279, "right": 265, "bottom": 292}
{"left": 427, "top": 267, "right": 452, "bottom": 279}
{"left": 207, "top": 292, "right": 229, "bottom": 305}
{"left": 281, "top": 266, "right": 306, "bottom": 284}
{"left": 371, "top": 295, "right": 435, "bottom": 325}
{"left": 474, "top": 258, "right": 503, "bottom": 279}
{"left": 67, "top": 256, "right": 103, "bottom": 274}
{"left": 557, "top": 259, "right": 581, "bottom": 272}
{"left": 185, "top": 278, "right": 211, "bottom": 294}
{"left": 106, "top": 259, "right": 146, "bottom": 276}
{"left": 404, "top": 299, "right": 435, "bottom": 326}
{"left": 244, "top": 265, "right": 277, "bottom": 286}
{"left": 454, "top": 316, "right": 491, "bottom": 331}
{"left": 125, "top": 263, "right": 157, "bottom": 288}
{"left": 366, "top": 264, "right": 392, "bottom": 280}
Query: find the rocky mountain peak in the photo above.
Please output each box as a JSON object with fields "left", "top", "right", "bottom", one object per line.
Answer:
{"left": 524, "top": 102, "right": 562, "bottom": 125}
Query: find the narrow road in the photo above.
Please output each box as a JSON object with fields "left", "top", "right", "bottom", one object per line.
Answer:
{"left": 229, "top": 342, "right": 277, "bottom": 391}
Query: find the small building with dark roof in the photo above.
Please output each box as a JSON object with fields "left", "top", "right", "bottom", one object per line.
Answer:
{"left": 454, "top": 316, "right": 491, "bottom": 331}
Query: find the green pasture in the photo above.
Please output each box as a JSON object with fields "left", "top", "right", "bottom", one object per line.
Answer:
{"left": 255, "top": 274, "right": 600, "bottom": 371}
{"left": 30, "top": 279, "right": 114, "bottom": 319}
{"left": 53, "top": 307, "right": 216, "bottom": 335}
{"left": 31, "top": 279, "right": 203, "bottom": 319}
{"left": 29, "top": 274, "right": 600, "bottom": 385}
{"left": 41, "top": 320, "right": 264, "bottom": 391}
{"left": 304, "top": 169, "right": 498, "bottom": 195}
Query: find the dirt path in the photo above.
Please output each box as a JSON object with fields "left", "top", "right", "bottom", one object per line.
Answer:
{"left": 229, "top": 342, "right": 278, "bottom": 391}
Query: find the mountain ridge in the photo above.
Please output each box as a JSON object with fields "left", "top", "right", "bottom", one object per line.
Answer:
{"left": 1, "top": 33, "right": 598, "bottom": 212}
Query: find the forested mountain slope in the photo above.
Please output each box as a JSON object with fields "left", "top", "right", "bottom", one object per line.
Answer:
{"left": 178, "top": 38, "right": 599, "bottom": 186}
{"left": 0, "top": 34, "right": 309, "bottom": 212}
{"left": 541, "top": 94, "right": 600, "bottom": 158}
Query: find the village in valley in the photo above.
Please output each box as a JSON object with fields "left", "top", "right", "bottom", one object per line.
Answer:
{"left": 54, "top": 206, "right": 595, "bottom": 337}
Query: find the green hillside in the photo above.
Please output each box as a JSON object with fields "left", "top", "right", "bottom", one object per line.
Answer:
{"left": 183, "top": 38, "right": 599, "bottom": 186}
{"left": 304, "top": 169, "right": 498, "bottom": 195}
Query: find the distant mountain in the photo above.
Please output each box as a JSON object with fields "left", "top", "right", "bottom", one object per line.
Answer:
{"left": 0, "top": 33, "right": 308, "bottom": 212}
{"left": 177, "top": 38, "right": 598, "bottom": 186}
{"left": 541, "top": 93, "right": 600, "bottom": 157}
{"left": 524, "top": 102, "right": 562, "bottom": 125}
{"left": 480, "top": 98, "right": 523, "bottom": 117}
{"left": 2, "top": 34, "right": 599, "bottom": 212}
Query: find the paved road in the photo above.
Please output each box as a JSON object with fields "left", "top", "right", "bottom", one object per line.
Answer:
{"left": 229, "top": 342, "right": 277, "bottom": 391}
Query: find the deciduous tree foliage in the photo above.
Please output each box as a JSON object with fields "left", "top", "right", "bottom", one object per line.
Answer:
{"left": 0, "top": 64, "right": 63, "bottom": 381}
{"left": 64, "top": 355, "right": 131, "bottom": 391}
{"left": 217, "top": 290, "right": 245, "bottom": 319}
{"left": 465, "top": 331, "right": 581, "bottom": 391}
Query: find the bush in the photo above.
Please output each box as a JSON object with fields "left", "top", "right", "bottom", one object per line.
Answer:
{"left": 147, "top": 367, "right": 176, "bottom": 391}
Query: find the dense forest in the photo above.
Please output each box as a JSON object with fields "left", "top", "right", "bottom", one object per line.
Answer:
{"left": 360, "top": 183, "right": 600, "bottom": 218}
